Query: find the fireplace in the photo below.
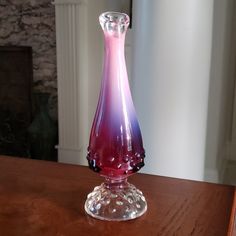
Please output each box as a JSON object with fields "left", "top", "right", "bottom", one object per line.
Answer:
{"left": 0, "top": 46, "right": 33, "bottom": 157}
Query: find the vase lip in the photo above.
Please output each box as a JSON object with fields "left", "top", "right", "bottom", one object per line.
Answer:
{"left": 99, "top": 11, "right": 129, "bottom": 36}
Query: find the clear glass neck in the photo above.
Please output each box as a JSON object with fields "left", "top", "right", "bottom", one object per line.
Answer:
{"left": 99, "top": 12, "right": 129, "bottom": 37}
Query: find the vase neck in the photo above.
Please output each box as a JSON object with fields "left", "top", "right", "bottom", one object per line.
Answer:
{"left": 100, "top": 12, "right": 129, "bottom": 56}
{"left": 99, "top": 12, "right": 129, "bottom": 86}
{"left": 103, "top": 33, "right": 125, "bottom": 62}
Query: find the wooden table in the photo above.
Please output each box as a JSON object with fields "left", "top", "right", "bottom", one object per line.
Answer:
{"left": 0, "top": 155, "right": 235, "bottom": 236}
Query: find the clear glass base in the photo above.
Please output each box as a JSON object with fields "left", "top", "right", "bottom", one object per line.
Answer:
{"left": 84, "top": 178, "right": 147, "bottom": 221}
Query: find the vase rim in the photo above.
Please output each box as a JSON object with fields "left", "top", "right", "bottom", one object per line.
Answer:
{"left": 99, "top": 11, "right": 129, "bottom": 36}
{"left": 99, "top": 11, "right": 129, "bottom": 25}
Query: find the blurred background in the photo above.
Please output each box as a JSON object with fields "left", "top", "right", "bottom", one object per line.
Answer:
{"left": 0, "top": 0, "right": 236, "bottom": 185}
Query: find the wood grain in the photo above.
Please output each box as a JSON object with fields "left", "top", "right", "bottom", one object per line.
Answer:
{"left": 0, "top": 155, "right": 235, "bottom": 236}
{"left": 228, "top": 189, "right": 236, "bottom": 236}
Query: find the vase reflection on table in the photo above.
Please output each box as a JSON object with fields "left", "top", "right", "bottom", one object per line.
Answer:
{"left": 84, "top": 11, "right": 147, "bottom": 221}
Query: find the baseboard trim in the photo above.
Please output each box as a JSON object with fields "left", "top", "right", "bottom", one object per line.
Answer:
{"left": 219, "top": 157, "right": 228, "bottom": 183}
{"left": 57, "top": 146, "right": 87, "bottom": 166}
{"left": 204, "top": 167, "right": 220, "bottom": 183}
{"left": 222, "top": 160, "right": 236, "bottom": 185}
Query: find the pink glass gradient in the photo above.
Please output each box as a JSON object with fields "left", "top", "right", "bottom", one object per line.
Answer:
{"left": 87, "top": 12, "right": 145, "bottom": 179}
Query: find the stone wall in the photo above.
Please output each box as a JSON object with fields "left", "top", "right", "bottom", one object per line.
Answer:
{"left": 0, "top": 0, "right": 57, "bottom": 120}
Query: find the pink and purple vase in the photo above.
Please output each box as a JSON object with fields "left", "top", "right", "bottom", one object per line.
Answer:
{"left": 85, "top": 12, "right": 147, "bottom": 221}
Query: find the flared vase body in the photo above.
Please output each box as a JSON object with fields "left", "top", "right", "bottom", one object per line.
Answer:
{"left": 87, "top": 12, "right": 145, "bottom": 179}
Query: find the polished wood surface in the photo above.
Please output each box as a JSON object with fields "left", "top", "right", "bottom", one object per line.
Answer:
{"left": 0, "top": 155, "right": 235, "bottom": 236}
{"left": 228, "top": 189, "right": 236, "bottom": 236}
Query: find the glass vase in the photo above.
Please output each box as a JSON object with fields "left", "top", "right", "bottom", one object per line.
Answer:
{"left": 84, "top": 12, "right": 147, "bottom": 221}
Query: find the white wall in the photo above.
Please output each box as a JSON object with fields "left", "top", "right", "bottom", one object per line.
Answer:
{"left": 229, "top": 2, "right": 236, "bottom": 162}
{"left": 131, "top": 0, "right": 214, "bottom": 181}
{"left": 204, "top": 0, "right": 235, "bottom": 182}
